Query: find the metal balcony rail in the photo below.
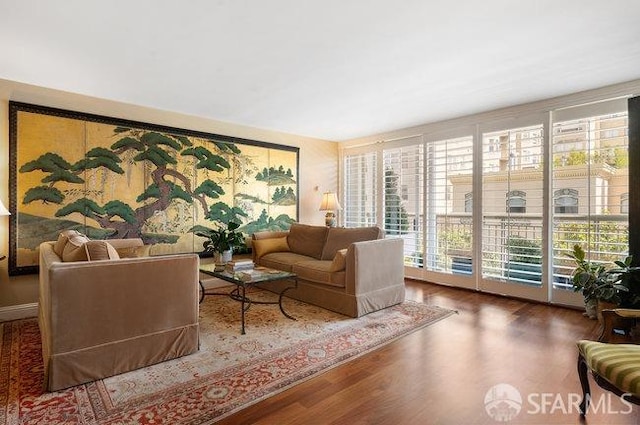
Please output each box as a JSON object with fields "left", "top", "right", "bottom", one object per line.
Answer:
{"left": 388, "top": 212, "right": 628, "bottom": 289}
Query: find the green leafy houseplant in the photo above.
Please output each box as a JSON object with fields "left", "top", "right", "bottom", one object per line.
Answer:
{"left": 605, "top": 255, "right": 640, "bottom": 308}
{"left": 190, "top": 221, "right": 245, "bottom": 259}
{"left": 566, "top": 245, "right": 640, "bottom": 317}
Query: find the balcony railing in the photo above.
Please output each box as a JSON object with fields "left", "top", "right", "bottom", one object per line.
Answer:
{"left": 395, "top": 212, "right": 628, "bottom": 289}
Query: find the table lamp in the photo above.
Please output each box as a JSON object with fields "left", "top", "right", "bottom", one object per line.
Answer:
{"left": 319, "top": 192, "right": 341, "bottom": 227}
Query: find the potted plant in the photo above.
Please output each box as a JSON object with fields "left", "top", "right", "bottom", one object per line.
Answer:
{"left": 192, "top": 221, "right": 245, "bottom": 264}
{"left": 567, "top": 244, "right": 640, "bottom": 320}
{"left": 605, "top": 255, "right": 640, "bottom": 308}
{"left": 567, "top": 244, "right": 603, "bottom": 318}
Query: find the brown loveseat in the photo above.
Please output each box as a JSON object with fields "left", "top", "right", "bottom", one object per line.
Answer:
{"left": 252, "top": 223, "right": 405, "bottom": 317}
{"left": 38, "top": 234, "right": 200, "bottom": 391}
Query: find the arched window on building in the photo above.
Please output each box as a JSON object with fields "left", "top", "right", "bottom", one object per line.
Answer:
{"left": 554, "top": 189, "right": 579, "bottom": 214}
{"left": 465, "top": 192, "right": 473, "bottom": 213}
{"left": 621, "top": 192, "right": 629, "bottom": 215}
{"left": 506, "top": 190, "right": 526, "bottom": 213}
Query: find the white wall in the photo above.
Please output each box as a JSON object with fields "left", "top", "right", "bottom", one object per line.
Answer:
{"left": 0, "top": 78, "right": 338, "bottom": 309}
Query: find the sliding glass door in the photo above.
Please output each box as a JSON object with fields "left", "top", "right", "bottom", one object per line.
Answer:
{"left": 479, "top": 119, "right": 547, "bottom": 301}
{"left": 420, "top": 134, "right": 475, "bottom": 288}
{"left": 341, "top": 99, "right": 630, "bottom": 306}
{"left": 383, "top": 140, "right": 423, "bottom": 268}
{"left": 551, "top": 100, "right": 629, "bottom": 306}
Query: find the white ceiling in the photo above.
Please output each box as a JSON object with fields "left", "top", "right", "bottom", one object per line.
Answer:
{"left": 1, "top": 0, "right": 640, "bottom": 141}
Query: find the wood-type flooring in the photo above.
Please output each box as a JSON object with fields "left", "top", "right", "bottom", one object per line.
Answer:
{"left": 216, "top": 280, "right": 639, "bottom": 425}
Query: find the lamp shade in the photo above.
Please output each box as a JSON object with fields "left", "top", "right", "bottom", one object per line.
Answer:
{"left": 0, "top": 199, "right": 10, "bottom": 216}
{"left": 319, "top": 192, "right": 342, "bottom": 211}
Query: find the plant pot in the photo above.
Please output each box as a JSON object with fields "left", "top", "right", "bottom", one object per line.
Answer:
{"left": 215, "top": 250, "right": 233, "bottom": 264}
{"left": 596, "top": 300, "right": 617, "bottom": 323}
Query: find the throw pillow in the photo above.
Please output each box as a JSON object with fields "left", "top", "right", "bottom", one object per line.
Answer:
{"left": 329, "top": 248, "right": 348, "bottom": 272}
{"left": 252, "top": 237, "right": 290, "bottom": 259}
{"left": 61, "top": 234, "right": 91, "bottom": 262}
{"left": 53, "top": 229, "right": 80, "bottom": 257}
{"left": 320, "top": 226, "right": 381, "bottom": 260}
{"left": 85, "top": 240, "right": 120, "bottom": 261}
{"left": 116, "top": 245, "right": 152, "bottom": 258}
{"left": 286, "top": 223, "right": 328, "bottom": 259}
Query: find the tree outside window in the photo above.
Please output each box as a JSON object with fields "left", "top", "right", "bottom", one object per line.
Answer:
{"left": 384, "top": 168, "right": 409, "bottom": 235}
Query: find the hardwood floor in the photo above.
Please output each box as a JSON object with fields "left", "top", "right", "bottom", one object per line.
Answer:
{"left": 216, "top": 280, "right": 640, "bottom": 425}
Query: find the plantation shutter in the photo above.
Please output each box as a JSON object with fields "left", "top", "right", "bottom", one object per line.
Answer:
{"left": 344, "top": 151, "right": 377, "bottom": 227}
{"left": 481, "top": 124, "right": 544, "bottom": 285}
{"left": 424, "top": 136, "right": 474, "bottom": 273}
{"left": 383, "top": 143, "right": 423, "bottom": 266}
{"left": 552, "top": 110, "right": 629, "bottom": 289}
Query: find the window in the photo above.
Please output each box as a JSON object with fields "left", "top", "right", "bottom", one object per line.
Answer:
{"left": 344, "top": 152, "right": 377, "bottom": 227}
{"left": 506, "top": 190, "right": 526, "bottom": 213}
{"left": 383, "top": 143, "right": 423, "bottom": 266}
{"left": 465, "top": 192, "right": 473, "bottom": 213}
{"left": 341, "top": 94, "right": 630, "bottom": 307}
{"left": 621, "top": 193, "right": 629, "bottom": 214}
{"left": 552, "top": 110, "right": 629, "bottom": 289}
{"left": 554, "top": 189, "right": 579, "bottom": 214}
{"left": 482, "top": 125, "right": 543, "bottom": 285}
{"left": 425, "top": 136, "right": 474, "bottom": 274}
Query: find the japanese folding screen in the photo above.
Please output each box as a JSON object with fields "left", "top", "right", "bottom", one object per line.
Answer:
{"left": 8, "top": 102, "right": 299, "bottom": 275}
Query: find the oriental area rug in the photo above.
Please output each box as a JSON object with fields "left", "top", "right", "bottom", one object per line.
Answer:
{"left": 0, "top": 288, "right": 455, "bottom": 424}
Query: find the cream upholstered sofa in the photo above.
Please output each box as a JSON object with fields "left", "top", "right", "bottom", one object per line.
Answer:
{"left": 252, "top": 223, "right": 405, "bottom": 317}
{"left": 38, "top": 231, "right": 200, "bottom": 391}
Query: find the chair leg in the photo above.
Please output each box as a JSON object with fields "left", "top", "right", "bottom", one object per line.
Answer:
{"left": 577, "top": 353, "right": 591, "bottom": 416}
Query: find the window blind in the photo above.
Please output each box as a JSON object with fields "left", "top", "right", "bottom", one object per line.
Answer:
{"left": 482, "top": 125, "right": 544, "bottom": 285}
{"left": 383, "top": 144, "right": 423, "bottom": 266}
{"left": 552, "top": 111, "right": 629, "bottom": 289}
{"left": 344, "top": 151, "right": 377, "bottom": 227}
{"left": 424, "top": 136, "right": 474, "bottom": 274}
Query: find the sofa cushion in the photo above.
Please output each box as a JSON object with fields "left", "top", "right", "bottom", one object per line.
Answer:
{"left": 292, "top": 260, "right": 345, "bottom": 288}
{"left": 287, "top": 223, "right": 329, "bottom": 260}
{"left": 259, "top": 252, "right": 314, "bottom": 272}
{"left": 85, "top": 240, "right": 120, "bottom": 261}
{"left": 53, "top": 230, "right": 80, "bottom": 257}
{"left": 252, "top": 237, "right": 290, "bottom": 260}
{"left": 320, "top": 226, "right": 382, "bottom": 260}
{"left": 253, "top": 230, "right": 289, "bottom": 241}
{"left": 116, "top": 245, "right": 151, "bottom": 258}
{"left": 330, "top": 249, "right": 348, "bottom": 272}
{"left": 62, "top": 234, "right": 91, "bottom": 262}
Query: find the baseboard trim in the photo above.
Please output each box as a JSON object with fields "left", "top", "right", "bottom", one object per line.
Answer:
{"left": 0, "top": 303, "right": 38, "bottom": 322}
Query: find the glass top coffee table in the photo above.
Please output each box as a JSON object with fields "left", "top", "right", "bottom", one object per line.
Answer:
{"left": 199, "top": 264, "right": 298, "bottom": 334}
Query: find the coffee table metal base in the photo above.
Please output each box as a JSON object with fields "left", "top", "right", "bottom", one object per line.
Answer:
{"left": 199, "top": 277, "right": 297, "bottom": 334}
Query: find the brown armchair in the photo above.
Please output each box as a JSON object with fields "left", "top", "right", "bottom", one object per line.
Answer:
{"left": 39, "top": 239, "right": 200, "bottom": 391}
{"left": 577, "top": 309, "right": 640, "bottom": 415}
